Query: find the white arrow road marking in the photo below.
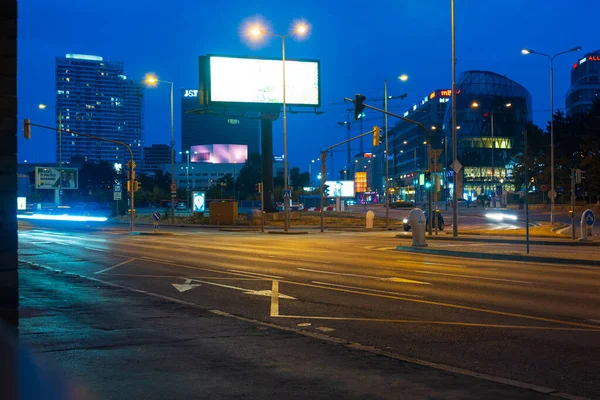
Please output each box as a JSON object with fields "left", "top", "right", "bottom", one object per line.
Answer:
{"left": 172, "top": 278, "right": 202, "bottom": 293}
{"left": 298, "top": 268, "right": 430, "bottom": 285}
{"left": 190, "top": 279, "right": 296, "bottom": 300}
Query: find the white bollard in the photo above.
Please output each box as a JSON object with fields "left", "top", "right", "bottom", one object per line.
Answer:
{"left": 409, "top": 208, "right": 427, "bottom": 247}
{"left": 366, "top": 210, "right": 374, "bottom": 229}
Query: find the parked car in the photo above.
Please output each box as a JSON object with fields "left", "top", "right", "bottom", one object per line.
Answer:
{"left": 403, "top": 210, "right": 445, "bottom": 231}
{"left": 176, "top": 202, "right": 187, "bottom": 210}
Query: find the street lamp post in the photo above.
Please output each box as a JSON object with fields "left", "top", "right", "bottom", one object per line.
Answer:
{"left": 521, "top": 46, "right": 581, "bottom": 224}
{"left": 250, "top": 22, "right": 308, "bottom": 232}
{"left": 145, "top": 75, "right": 175, "bottom": 224}
{"left": 383, "top": 76, "right": 408, "bottom": 229}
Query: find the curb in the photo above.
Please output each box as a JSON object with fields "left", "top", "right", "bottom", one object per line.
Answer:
{"left": 395, "top": 234, "right": 600, "bottom": 246}
{"left": 395, "top": 245, "right": 600, "bottom": 267}
{"left": 267, "top": 230, "right": 309, "bottom": 235}
{"left": 129, "top": 231, "right": 175, "bottom": 236}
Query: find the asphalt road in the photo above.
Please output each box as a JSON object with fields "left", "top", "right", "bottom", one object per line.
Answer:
{"left": 18, "top": 223, "right": 600, "bottom": 399}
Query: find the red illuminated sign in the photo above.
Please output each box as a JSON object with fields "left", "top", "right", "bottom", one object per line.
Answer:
{"left": 440, "top": 89, "right": 452, "bottom": 97}
{"left": 589, "top": 56, "right": 600, "bottom": 61}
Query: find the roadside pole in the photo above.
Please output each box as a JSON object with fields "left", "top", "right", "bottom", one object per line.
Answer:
{"left": 524, "top": 128, "right": 530, "bottom": 254}
{"left": 260, "top": 183, "right": 265, "bottom": 233}
{"left": 571, "top": 169, "right": 576, "bottom": 240}
{"left": 320, "top": 128, "right": 378, "bottom": 233}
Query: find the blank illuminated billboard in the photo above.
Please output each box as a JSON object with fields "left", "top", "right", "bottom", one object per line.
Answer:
{"left": 208, "top": 55, "right": 320, "bottom": 107}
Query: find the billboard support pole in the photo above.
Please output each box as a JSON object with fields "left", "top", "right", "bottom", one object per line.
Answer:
{"left": 27, "top": 122, "right": 136, "bottom": 232}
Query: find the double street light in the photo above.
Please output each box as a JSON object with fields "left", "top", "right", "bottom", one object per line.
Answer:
{"left": 38, "top": 103, "right": 64, "bottom": 205}
{"left": 179, "top": 149, "right": 197, "bottom": 211}
{"left": 521, "top": 46, "right": 582, "bottom": 224}
{"left": 144, "top": 74, "right": 175, "bottom": 223}
{"left": 248, "top": 21, "right": 309, "bottom": 232}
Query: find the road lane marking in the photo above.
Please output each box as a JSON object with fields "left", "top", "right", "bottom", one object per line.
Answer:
{"left": 298, "top": 268, "right": 430, "bottom": 285}
{"left": 395, "top": 269, "right": 532, "bottom": 284}
{"left": 94, "top": 258, "right": 136, "bottom": 274}
{"left": 281, "top": 280, "right": 600, "bottom": 330}
{"left": 312, "top": 282, "right": 423, "bottom": 298}
{"left": 270, "top": 280, "right": 279, "bottom": 317}
{"left": 424, "top": 262, "right": 466, "bottom": 268}
{"left": 316, "top": 327, "right": 335, "bottom": 332}
{"left": 228, "top": 269, "right": 284, "bottom": 279}
{"left": 172, "top": 278, "right": 201, "bottom": 293}
{"left": 271, "top": 315, "right": 600, "bottom": 332}
{"left": 83, "top": 247, "right": 105, "bottom": 252}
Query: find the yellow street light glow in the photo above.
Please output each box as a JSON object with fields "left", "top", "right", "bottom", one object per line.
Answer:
{"left": 521, "top": 49, "right": 531, "bottom": 55}
{"left": 398, "top": 74, "right": 408, "bottom": 82}
{"left": 296, "top": 24, "right": 307, "bottom": 35}
{"left": 505, "top": 103, "right": 512, "bottom": 107}
{"left": 144, "top": 74, "right": 158, "bottom": 85}
{"left": 471, "top": 101, "right": 479, "bottom": 108}
{"left": 38, "top": 104, "right": 47, "bottom": 109}
{"left": 431, "top": 126, "right": 437, "bottom": 130}
{"left": 403, "top": 140, "right": 407, "bottom": 144}
{"left": 423, "top": 141, "right": 427, "bottom": 145}
{"left": 250, "top": 26, "right": 262, "bottom": 37}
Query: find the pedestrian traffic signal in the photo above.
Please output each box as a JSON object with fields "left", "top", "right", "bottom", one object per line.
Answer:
{"left": 23, "top": 118, "right": 31, "bottom": 139}
{"left": 133, "top": 181, "right": 141, "bottom": 192}
{"left": 354, "top": 94, "right": 366, "bottom": 120}
{"left": 323, "top": 184, "right": 330, "bottom": 196}
{"left": 372, "top": 126, "right": 382, "bottom": 146}
{"left": 576, "top": 169, "right": 585, "bottom": 184}
{"left": 255, "top": 182, "right": 263, "bottom": 193}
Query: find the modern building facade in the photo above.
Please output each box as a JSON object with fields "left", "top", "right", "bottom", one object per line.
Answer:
{"left": 372, "top": 89, "right": 450, "bottom": 202}
{"left": 55, "top": 54, "right": 144, "bottom": 164}
{"left": 140, "top": 144, "right": 171, "bottom": 175}
{"left": 442, "top": 71, "right": 532, "bottom": 200}
{"left": 181, "top": 88, "right": 260, "bottom": 154}
{"left": 566, "top": 50, "right": 600, "bottom": 117}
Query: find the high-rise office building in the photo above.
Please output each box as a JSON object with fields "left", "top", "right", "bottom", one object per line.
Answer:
{"left": 566, "top": 50, "right": 600, "bottom": 117}
{"left": 55, "top": 54, "right": 144, "bottom": 164}
{"left": 180, "top": 88, "right": 260, "bottom": 154}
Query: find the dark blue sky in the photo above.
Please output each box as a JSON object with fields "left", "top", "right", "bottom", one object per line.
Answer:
{"left": 18, "top": 0, "right": 599, "bottom": 174}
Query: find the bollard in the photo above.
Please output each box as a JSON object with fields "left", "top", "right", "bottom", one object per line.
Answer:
{"left": 366, "top": 210, "right": 374, "bottom": 229}
{"left": 408, "top": 208, "right": 427, "bottom": 247}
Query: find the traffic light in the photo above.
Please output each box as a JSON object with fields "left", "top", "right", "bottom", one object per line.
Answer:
{"left": 23, "top": 118, "right": 31, "bottom": 139}
{"left": 435, "top": 175, "right": 441, "bottom": 192}
{"left": 424, "top": 171, "right": 432, "bottom": 189}
{"left": 576, "top": 169, "right": 585, "bottom": 184}
{"left": 354, "top": 94, "right": 366, "bottom": 120}
{"left": 372, "top": 126, "right": 382, "bottom": 146}
{"left": 255, "top": 182, "right": 263, "bottom": 193}
{"left": 127, "top": 181, "right": 132, "bottom": 192}
{"left": 133, "top": 181, "right": 141, "bottom": 191}
{"left": 323, "top": 184, "right": 330, "bottom": 197}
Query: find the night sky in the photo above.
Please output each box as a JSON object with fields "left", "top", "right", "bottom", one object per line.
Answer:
{"left": 17, "top": 0, "right": 600, "bottom": 175}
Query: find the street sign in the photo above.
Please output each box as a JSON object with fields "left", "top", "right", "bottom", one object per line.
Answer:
{"left": 430, "top": 149, "right": 443, "bottom": 162}
{"left": 283, "top": 189, "right": 291, "bottom": 199}
{"left": 548, "top": 189, "right": 557, "bottom": 200}
{"left": 170, "top": 182, "right": 177, "bottom": 192}
{"left": 171, "top": 191, "right": 177, "bottom": 198}
{"left": 540, "top": 184, "right": 547, "bottom": 192}
{"left": 113, "top": 192, "right": 122, "bottom": 201}
{"left": 152, "top": 212, "right": 161, "bottom": 222}
{"left": 583, "top": 209, "right": 595, "bottom": 226}
{"left": 114, "top": 184, "right": 122, "bottom": 193}
{"left": 450, "top": 160, "right": 463, "bottom": 174}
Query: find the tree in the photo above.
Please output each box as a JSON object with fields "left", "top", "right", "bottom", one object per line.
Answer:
{"left": 235, "top": 152, "right": 263, "bottom": 200}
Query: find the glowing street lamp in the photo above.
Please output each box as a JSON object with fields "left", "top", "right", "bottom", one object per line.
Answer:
{"left": 246, "top": 20, "right": 310, "bottom": 232}
{"left": 521, "top": 45, "right": 582, "bottom": 224}
{"left": 144, "top": 73, "right": 175, "bottom": 223}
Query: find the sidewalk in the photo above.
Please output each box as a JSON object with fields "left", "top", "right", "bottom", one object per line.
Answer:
{"left": 17, "top": 263, "right": 566, "bottom": 400}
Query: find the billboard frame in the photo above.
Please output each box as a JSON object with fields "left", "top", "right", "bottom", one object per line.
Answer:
{"left": 198, "top": 54, "right": 321, "bottom": 109}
